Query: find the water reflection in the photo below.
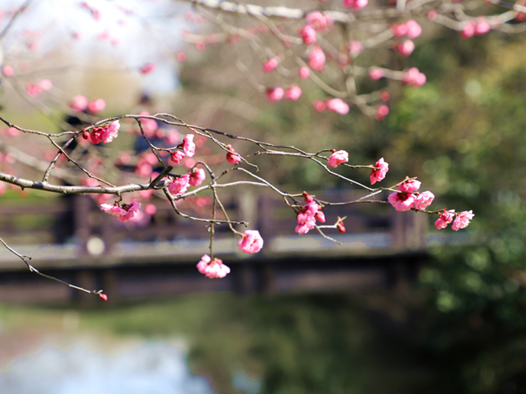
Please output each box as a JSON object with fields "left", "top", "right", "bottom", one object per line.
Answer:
{"left": 0, "top": 342, "right": 214, "bottom": 394}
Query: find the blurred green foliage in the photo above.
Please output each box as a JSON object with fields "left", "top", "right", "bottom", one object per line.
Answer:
{"left": 174, "top": 28, "right": 526, "bottom": 393}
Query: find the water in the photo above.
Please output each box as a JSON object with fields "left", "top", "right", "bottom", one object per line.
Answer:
{"left": 0, "top": 341, "right": 214, "bottom": 394}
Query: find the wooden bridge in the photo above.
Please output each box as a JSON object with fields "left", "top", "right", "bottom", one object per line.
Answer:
{"left": 0, "top": 190, "right": 434, "bottom": 303}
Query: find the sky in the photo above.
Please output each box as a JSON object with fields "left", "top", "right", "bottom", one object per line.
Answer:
{"left": 1, "top": 0, "right": 192, "bottom": 93}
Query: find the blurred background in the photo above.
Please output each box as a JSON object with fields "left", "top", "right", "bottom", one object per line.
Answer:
{"left": 1, "top": 1, "right": 526, "bottom": 393}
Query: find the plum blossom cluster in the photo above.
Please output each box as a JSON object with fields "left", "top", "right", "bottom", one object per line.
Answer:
{"left": 100, "top": 199, "right": 141, "bottom": 223}
{"left": 387, "top": 178, "right": 474, "bottom": 231}
{"left": 197, "top": 254, "right": 231, "bottom": 278}
{"left": 435, "top": 209, "right": 475, "bottom": 231}
{"left": 388, "top": 178, "right": 434, "bottom": 212}
{"left": 83, "top": 120, "right": 120, "bottom": 144}
{"left": 295, "top": 192, "right": 326, "bottom": 234}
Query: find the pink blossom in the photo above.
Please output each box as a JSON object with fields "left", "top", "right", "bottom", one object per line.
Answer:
{"left": 189, "top": 167, "right": 206, "bottom": 186}
{"left": 461, "top": 21, "right": 476, "bottom": 39}
{"left": 343, "top": 0, "right": 368, "bottom": 10}
{"left": 435, "top": 209, "right": 455, "bottom": 230}
{"left": 374, "top": 105, "right": 389, "bottom": 121}
{"left": 475, "top": 19, "right": 490, "bottom": 35}
{"left": 89, "top": 121, "right": 120, "bottom": 144}
{"left": 405, "top": 20, "right": 422, "bottom": 39}
{"left": 315, "top": 210, "right": 326, "bottom": 223}
{"left": 300, "top": 25, "right": 317, "bottom": 44}
{"left": 170, "top": 150, "right": 185, "bottom": 164}
{"left": 70, "top": 95, "right": 88, "bottom": 112}
{"left": 39, "top": 79, "right": 53, "bottom": 91}
{"left": 326, "top": 98, "right": 350, "bottom": 115}
{"left": 380, "top": 91, "right": 390, "bottom": 101}
{"left": 428, "top": 10, "right": 438, "bottom": 20}
{"left": 197, "top": 254, "right": 230, "bottom": 278}
{"left": 135, "top": 160, "right": 153, "bottom": 177}
{"left": 285, "top": 85, "right": 302, "bottom": 101}
{"left": 295, "top": 215, "right": 316, "bottom": 234}
{"left": 398, "top": 179, "right": 421, "bottom": 192}
{"left": 388, "top": 192, "right": 415, "bottom": 211}
{"left": 308, "top": 46, "right": 326, "bottom": 71}
{"left": 176, "top": 52, "right": 187, "bottom": 62}
{"left": 305, "top": 11, "right": 328, "bottom": 31}
{"left": 138, "top": 111, "right": 158, "bottom": 137}
{"left": 266, "top": 87, "right": 284, "bottom": 102}
{"left": 347, "top": 40, "right": 363, "bottom": 57}
{"left": 98, "top": 30, "right": 110, "bottom": 41}
{"left": 226, "top": 145, "right": 242, "bottom": 164}
{"left": 451, "top": 210, "right": 474, "bottom": 231}
{"left": 337, "top": 217, "right": 346, "bottom": 233}
{"left": 303, "top": 192, "right": 314, "bottom": 203}
{"left": 328, "top": 150, "right": 349, "bottom": 168}
{"left": 182, "top": 134, "right": 196, "bottom": 157}
{"left": 295, "top": 202, "right": 320, "bottom": 234}
{"left": 99, "top": 293, "right": 108, "bottom": 302}
{"left": 238, "top": 230, "right": 264, "bottom": 254}
{"left": 299, "top": 67, "right": 310, "bottom": 80}
{"left": 88, "top": 98, "right": 106, "bottom": 114}
{"left": 168, "top": 174, "right": 190, "bottom": 195}
{"left": 102, "top": 120, "right": 120, "bottom": 143}
{"left": 262, "top": 58, "right": 279, "bottom": 73}
{"left": 145, "top": 203, "right": 157, "bottom": 216}
{"left": 2, "top": 65, "right": 14, "bottom": 77}
{"left": 413, "top": 191, "right": 435, "bottom": 210}
{"left": 100, "top": 199, "right": 141, "bottom": 222}
{"left": 369, "top": 68, "right": 385, "bottom": 80}
{"left": 392, "top": 23, "right": 408, "bottom": 38}
{"left": 144, "top": 153, "right": 158, "bottom": 165}
{"left": 370, "top": 157, "right": 389, "bottom": 185}
{"left": 394, "top": 40, "right": 415, "bottom": 57}
{"left": 26, "top": 84, "right": 42, "bottom": 97}
{"left": 140, "top": 63, "right": 156, "bottom": 74}
{"left": 313, "top": 99, "right": 326, "bottom": 112}
{"left": 263, "top": 57, "right": 279, "bottom": 73}
{"left": 401, "top": 67, "right": 426, "bottom": 86}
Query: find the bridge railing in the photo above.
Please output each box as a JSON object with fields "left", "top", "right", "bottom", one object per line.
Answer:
{"left": 0, "top": 190, "right": 428, "bottom": 270}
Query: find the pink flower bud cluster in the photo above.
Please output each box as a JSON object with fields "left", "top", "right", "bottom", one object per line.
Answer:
{"left": 394, "top": 40, "right": 415, "bottom": 57}
{"left": 266, "top": 86, "right": 302, "bottom": 102}
{"left": 69, "top": 96, "right": 106, "bottom": 114}
{"left": 321, "top": 98, "right": 350, "bottom": 115}
{"left": 295, "top": 193, "right": 326, "bottom": 234}
{"left": 167, "top": 167, "right": 207, "bottom": 196}
{"left": 197, "top": 254, "right": 230, "bottom": 278}
{"left": 168, "top": 134, "right": 196, "bottom": 164}
{"left": 461, "top": 19, "right": 490, "bottom": 39}
{"left": 347, "top": 40, "right": 364, "bottom": 58}
{"left": 401, "top": 67, "right": 426, "bottom": 86}
{"left": 391, "top": 20, "right": 422, "bottom": 39}
{"left": 100, "top": 198, "right": 141, "bottom": 222}
{"left": 388, "top": 179, "right": 435, "bottom": 212}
